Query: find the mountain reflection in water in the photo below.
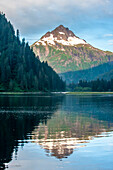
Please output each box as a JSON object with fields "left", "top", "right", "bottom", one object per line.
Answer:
{"left": 0, "top": 93, "right": 113, "bottom": 169}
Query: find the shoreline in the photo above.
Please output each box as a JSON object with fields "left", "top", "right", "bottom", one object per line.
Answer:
{"left": 67, "top": 92, "right": 113, "bottom": 95}
{"left": 0, "top": 91, "right": 113, "bottom": 95}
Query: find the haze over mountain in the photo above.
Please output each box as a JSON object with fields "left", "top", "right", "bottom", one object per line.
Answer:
{"left": 31, "top": 25, "right": 113, "bottom": 74}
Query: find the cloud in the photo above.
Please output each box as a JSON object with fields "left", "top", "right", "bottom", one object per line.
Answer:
{"left": 0, "top": 0, "right": 108, "bottom": 11}
{"left": 1, "top": 0, "right": 113, "bottom": 51}
{"left": 0, "top": 0, "right": 112, "bottom": 36}
{"left": 109, "top": 43, "right": 113, "bottom": 45}
{"left": 104, "top": 34, "right": 113, "bottom": 37}
{"left": 108, "top": 40, "right": 113, "bottom": 45}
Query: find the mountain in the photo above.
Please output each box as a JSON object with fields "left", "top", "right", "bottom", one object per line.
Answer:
{"left": 60, "top": 62, "right": 113, "bottom": 84}
{"left": 99, "top": 69, "right": 113, "bottom": 80}
{"left": 0, "top": 13, "right": 65, "bottom": 92}
{"left": 34, "top": 25, "right": 87, "bottom": 46}
{"left": 31, "top": 25, "right": 113, "bottom": 74}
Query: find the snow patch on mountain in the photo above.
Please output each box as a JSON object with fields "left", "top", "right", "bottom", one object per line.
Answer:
{"left": 36, "top": 34, "right": 87, "bottom": 46}
{"left": 34, "top": 25, "right": 88, "bottom": 47}
{"left": 59, "top": 32, "right": 65, "bottom": 35}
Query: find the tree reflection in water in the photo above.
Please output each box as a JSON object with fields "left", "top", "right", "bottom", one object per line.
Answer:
{"left": 0, "top": 93, "right": 64, "bottom": 169}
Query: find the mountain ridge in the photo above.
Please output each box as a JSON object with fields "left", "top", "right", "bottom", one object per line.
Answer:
{"left": 34, "top": 25, "right": 87, "bottom": 47}
{"left": 59, "top": 61, "right": 113, "bottom": 84}
{"left": 31, "top": 25, "right": 113, "bottom": 74}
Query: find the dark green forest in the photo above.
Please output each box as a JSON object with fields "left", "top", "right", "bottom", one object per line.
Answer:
{"left": 68, "top": 79, "right": 113, "bottom": 92}
{"left": 0, "top": 13, "right": 65, "bottom": 92}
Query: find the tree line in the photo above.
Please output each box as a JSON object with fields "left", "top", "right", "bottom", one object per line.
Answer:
{"left": 67, "top": 79, "right": 113, "bottom": 92}
{"left": 0, "top": 13, "right": 65, "bottom": 91}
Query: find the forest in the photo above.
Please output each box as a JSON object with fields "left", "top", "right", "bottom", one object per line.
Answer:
{"left": 0, "top": 13, "right": 65, "bottom": 92}
{"left": 68, "top": 79, "right": 113, "bottom": 92}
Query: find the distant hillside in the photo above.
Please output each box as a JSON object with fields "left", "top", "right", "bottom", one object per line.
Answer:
{"left": 59, "top": 62, "right": 113, "bottom": 84}
{"left": 0, "top": 13, "right": 65, "bottom": 91}
{"left": 99, "top": 69, "right": 113, "bottom": 80}
{"left": 31, "top": 25, "right": 113, "bottom": 74}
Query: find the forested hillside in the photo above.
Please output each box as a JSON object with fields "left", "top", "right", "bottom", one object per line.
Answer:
{"left": 0, "top": 13, "right": 65, "bottom": 91}
{"left": 98, "top": 69, "right": 113, "bottom": 80}
{"left": 60, "top": 62, "right": 113, "bottom": 84}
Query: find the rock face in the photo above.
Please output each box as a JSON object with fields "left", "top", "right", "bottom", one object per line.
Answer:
{"left": 31, "top": 25, "right": 113, "bottom": 74}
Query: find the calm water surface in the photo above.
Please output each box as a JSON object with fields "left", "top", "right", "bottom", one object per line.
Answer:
{"left": 0, "top": 93, "right": 113, "bottom": 169}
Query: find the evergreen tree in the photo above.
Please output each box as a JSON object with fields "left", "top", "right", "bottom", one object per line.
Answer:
{"left": 0, "top": 13, "right": 65, "bottom": 92}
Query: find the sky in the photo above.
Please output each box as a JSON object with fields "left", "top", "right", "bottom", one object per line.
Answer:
{"left": 1, "top": 0, "right": 113, "bottom": 51}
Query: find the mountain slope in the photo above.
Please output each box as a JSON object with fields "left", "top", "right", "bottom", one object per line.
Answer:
{"left": 31, "top": 25, "right": 113, "bottom": 74}
{"left": 99, "top": 69, "right": 113, "bottom": 80}
{"left": 59, "top": 62, "right": 113, "bottom": 84}
{"left": 0, "top": 13, "right": 65, "bottom": 91}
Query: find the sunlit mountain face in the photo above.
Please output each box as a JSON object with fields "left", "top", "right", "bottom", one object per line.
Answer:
{"left": 0, "top": 94, "right": 113, "bottom": 169}
{"left": 31, "top": 25, "right": 113, "bottom": 74}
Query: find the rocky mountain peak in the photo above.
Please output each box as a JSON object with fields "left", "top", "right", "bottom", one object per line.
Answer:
{"left": 51, "top": 25, "right": 76, "bottom": 41}
{"left": 52, "top": 25, "right": 75, "bottom": 37}
{"left": 35, "top": 25, "right": 87, "bottom": 46}
{"left": 31, "top": 25, "right": 113, "bottom": 75}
